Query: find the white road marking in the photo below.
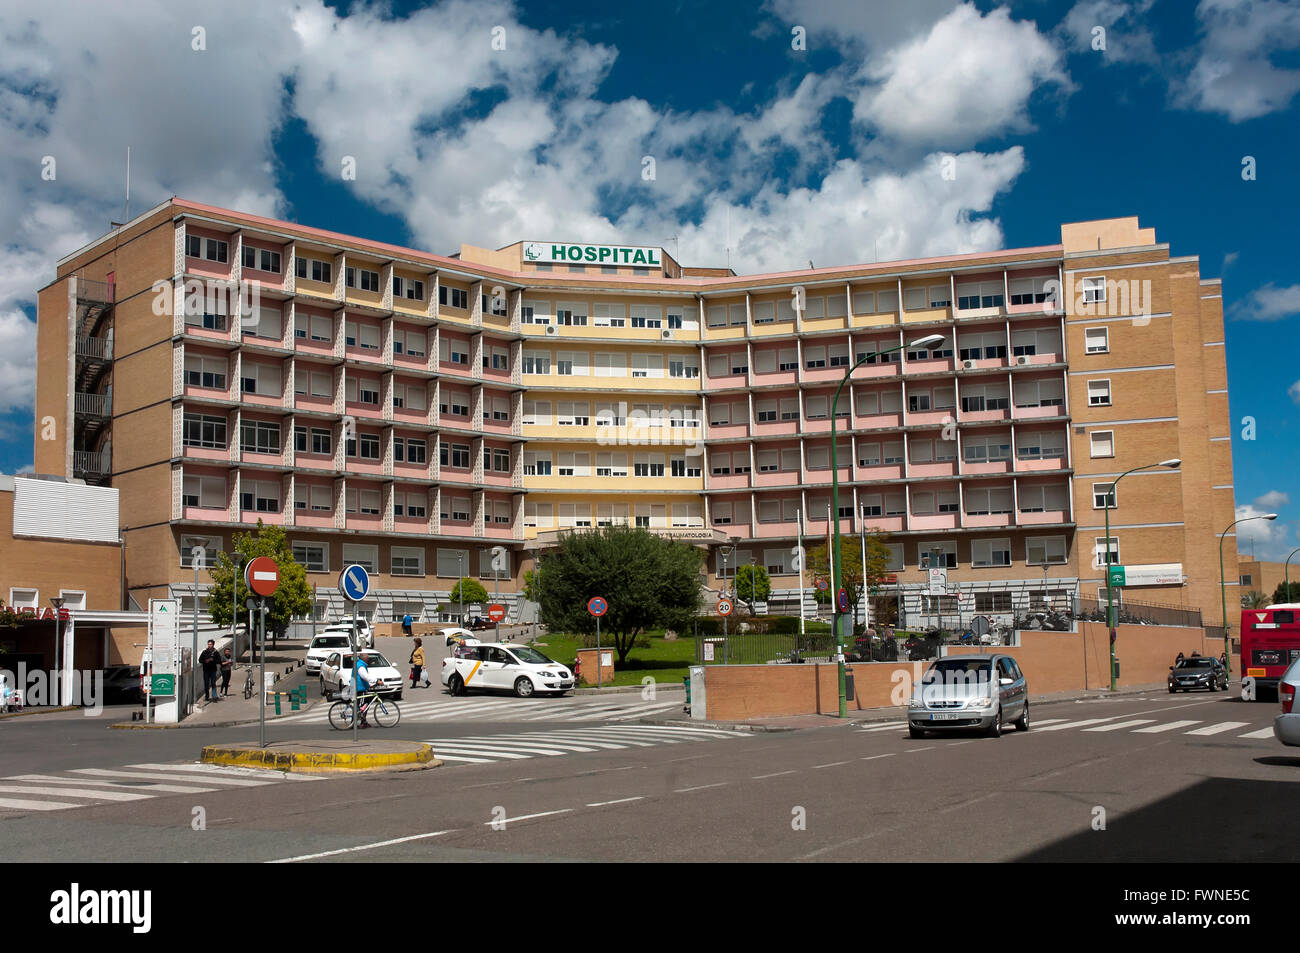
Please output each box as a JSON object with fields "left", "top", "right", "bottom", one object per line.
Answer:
{"left": 586, "top": 796, "right": 645, "bottom": 807}
{"left": 484, "top": 809, "right": 573, "bottom": 826}
{"left": 855, "top": 722, "right": 907, "bottom": 732}
{"left": 1132, "top": 720, "right": 1203, "bottom": 734}
{"left": 269, "top": 829, "right": 455, "bottom": 863}
{"left": 1033, "top": 717, "right": 1124, "bottom": 732}
{"left": 430, "top": 754, "right": 493, "bottom": 763}
{"left": 0, "top": 797, "right": 75, "bottom": 811}
{"left": 813, "top": 760, "right": 854, "bottom": 769}
{"left": 861, "top": 753, "right": 897, "bottom": 761}
{"left": 1029, "top": 718, "right": 1069, "bottom": 726}
{"left": 8, "top": 775, "right": 216, "bottom": 794}
{"left": 1185, "top": 721, "right": 1251, "bottom": 736}
{"left": 421, "top": 746, "right": 535, "bottom": 759}
{"left": 753, "top": 770, "right": 798, "bottom": 779}
{"left": 905, "top": 746, "right": 935, "bottom": 753}
{"left": 0, "top": 784, "right": 151, "bottom": 801}
{"left": 128, "top": 763, "right": 320, "bottom": 780}
{"left": 1238, "top": 728, "right": 1276, "bottom": 739}
{"left": 1082, "top": 719, "right": 1158, "bottom": 732}
{"left": 674, "top": 782, "right": 728, "bottom": 793}
{"left": 72, "top": 767, "right": 272, "bottom": 786}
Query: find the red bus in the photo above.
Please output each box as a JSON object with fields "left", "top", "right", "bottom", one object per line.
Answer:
{"left": 1240, "top": 604, "right": 1300, "bottom": 700}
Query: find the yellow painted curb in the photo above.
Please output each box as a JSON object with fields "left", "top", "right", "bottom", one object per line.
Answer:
{"left": 200, "top": 743, "right": 441, "bottom": 774}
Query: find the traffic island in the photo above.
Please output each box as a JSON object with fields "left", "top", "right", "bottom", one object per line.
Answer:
{"left": 200, "top": 739, "right": 441, "bottom": 774}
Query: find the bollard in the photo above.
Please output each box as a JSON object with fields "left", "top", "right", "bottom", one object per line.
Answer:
{"left": 274, "top": 693, "right": 281, "bottom": 715}
{"left": 290, "top": 692, "right": 300, "bottom": 712}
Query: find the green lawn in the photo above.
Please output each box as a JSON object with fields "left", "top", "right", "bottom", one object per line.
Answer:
{"left": 527, "top": 630, "right": 698, "bottom": 688}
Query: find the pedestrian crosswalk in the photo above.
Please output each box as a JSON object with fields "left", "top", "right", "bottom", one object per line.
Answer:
{"left": 854, "top": 714, "right": 1278, "bottom": 743}
{"left": 0, "top": 761, "right": 319, "bottom": 813}
{"left": 425, "top": 724, "right": 748, "bottom": 765}
{"left": 273, "top": 694, "right": 685, "bottom": 726}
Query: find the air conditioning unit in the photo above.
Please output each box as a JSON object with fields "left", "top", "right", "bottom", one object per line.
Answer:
{"left": 1016, "top": 356, "right": 1029, "bottom": 365}
{"left": 962, "top": 360, "right": 974, "bottom": 369}
{"left": 545, "top": 325, "right": 558, "bottom": 336}
{"left": 661, "top": 329, "right": 673, "bottom": 340}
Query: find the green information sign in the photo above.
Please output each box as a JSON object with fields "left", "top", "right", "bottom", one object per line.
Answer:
{"left": 150, "top": 673, "right": 176, "bottom": 697}
{"left": 1107, "top": 565, "right": 1127, "bottom": 587}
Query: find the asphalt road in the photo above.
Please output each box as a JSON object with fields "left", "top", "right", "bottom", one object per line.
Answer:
{"left": 0, "top": 691, "right": 1295, "bottom": 862}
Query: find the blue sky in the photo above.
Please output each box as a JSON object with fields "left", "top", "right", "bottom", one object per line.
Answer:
{"left": 0, "top": 0, "right": 1297, "bottom": 557}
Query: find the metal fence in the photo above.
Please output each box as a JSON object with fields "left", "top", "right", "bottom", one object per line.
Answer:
{"left": 693, "top": 626, "right": 837, "bottom": 665}
{"left": 1073, "top": 594, "right": 1203, "bottom": 629}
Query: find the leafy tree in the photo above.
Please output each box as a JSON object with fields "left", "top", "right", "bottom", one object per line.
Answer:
{"left": 449, "top": 578, "right": 489, "bottom": 608}
{"left": 733, "top": 564, "right": 771, "bottom": 615}
{"left": 807, "top": 532, "right": 894, "bottom": 637}
{"left": 207, "top": 521, "right": 313, "bottom": 649}
{"left": 1242, "top": 590, "right": 1270, "bottom": 609}
{"left": 535, "top": 526, "right": 703, "bottom": 663}
{"left": 1271, "top": 581, "right": 1300, "bottom": 604}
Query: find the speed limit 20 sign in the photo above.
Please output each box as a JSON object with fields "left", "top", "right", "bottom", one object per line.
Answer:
{"left": 717, "top": 598, "right": 734, "bottom": 617}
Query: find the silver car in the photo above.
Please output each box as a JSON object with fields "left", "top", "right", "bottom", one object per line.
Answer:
{"left": 1273, "top": 657, "right": 1300, "bottom": 747}
{"left": 908, "top": 654, "right": 1029, "bottom": 739}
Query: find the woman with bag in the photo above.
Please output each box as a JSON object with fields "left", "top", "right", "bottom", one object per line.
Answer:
{"left": 409, "top": 638, "right": 426, "bottom": 688}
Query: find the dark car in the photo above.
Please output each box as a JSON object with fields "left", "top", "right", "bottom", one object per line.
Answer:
{"left": 468, "top": 616, "right": 494, "bottom": 631}
{"left": 100, "top": 665, "right": 143, "bottom": 705}
{"left": 1168, "top": 656, "right": 1227, "bottom": 693}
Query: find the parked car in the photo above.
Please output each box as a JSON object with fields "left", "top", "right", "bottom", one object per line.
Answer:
{"left": 319, "top": 650, "right": 403, "bottom": 699}
{"left": 1167, "top": 656, "right": 1227, "bottom": 693}
{"left": 305, "top": 633, "right": 354, "bottom": 675}
{"left": 908, "top": 654, "right": 1029, "bottom": 739}
{"left": 441, "top": 642, "right": 573, "bottom": 698}
{"left": 100, "top": 665, "right": 144, "bottom": 705}
{"left": 318, "top": 621, "right": 372, "bottom": 650}
{"left": 1273, "top": 657, "right": 1300, "bottom": 747}
{"left": 468, "top": 616, "right": 494, "bottom": 631}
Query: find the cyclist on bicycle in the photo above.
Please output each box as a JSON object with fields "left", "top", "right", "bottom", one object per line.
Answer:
{"left": 353, "top": 652, "right": 373, "bottom": 728}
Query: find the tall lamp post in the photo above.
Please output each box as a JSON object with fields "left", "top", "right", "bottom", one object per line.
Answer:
{"left": 458, "top": 552, "right": 466, "bottom": 626}
{"left": 1102, "top": 460, "right": 1180, "bottom": 691}
{"left": 1283, "top": 547, "right": 1300, "bottom": 600}
{"left": 49, "top": 597, "right": 65, "bottom": 706}
{"left": 831, "top": 333, "right": 945, "bottom": 717}
{"left": 1220, "top": 512, "right": 1278, "bottom": 681}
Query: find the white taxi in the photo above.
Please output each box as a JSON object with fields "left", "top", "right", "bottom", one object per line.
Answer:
{"left": 320, "top": 650, "right": 404, "bottom": 700}
{"left": 441, "top": 643, "right": 573, "bottom": 698}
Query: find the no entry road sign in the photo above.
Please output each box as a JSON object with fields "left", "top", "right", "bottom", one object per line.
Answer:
{"left": 488, "top": 604, "right": 506, "bottom": 623}
{"left": 245, "top": 557, "right": 280, "bottom": 597}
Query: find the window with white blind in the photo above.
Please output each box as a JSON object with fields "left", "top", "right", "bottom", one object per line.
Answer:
{"left": 558, "top": 401, "right": 590, "bottom": 426}
{"left": 805, "top": 345, "right": 827, "bottom": 369}
{"left": 807, "top": 446, "right": 830, "bottom": 469}
{"left": 593, "top": 302, "right": 627, "bottom": 327}
{"left": 182, "top": 474, "right": 226, "bottom": 508}
{"left": 919, "top": 542, "right": 957, "bottom": 569}
{"left": 185, "top": 355, "right": 228, "bottom": 390}
{"left": 754, "top": 350, "right": 777, "bottom": 373}
{"left": 523, "top": 451, "right": 552, "bottom": 476}
{"left": 851, "top": 290, "right": 875, "bottom": 314}
{"left": 972, "top": 538, "right": 1012, "bottom": 568}
{"left": 440, "top": 391, "right": 470, "bottom": 418}
{"left": 965, "top": 487, "right": 1012, "bottom": 515}
{"left": 239, "top": 480, "right": 280, "bottom": 513}
{"left": 594, "top": 352, "right": 626, "bottom": 377}
{"left": 1027, "top": 536, "right": 1067, "bottom": 565}
{"left": 559, "top": 503, "right": 593, "bottom": 528}
{"left": 393, "top": 490, "right": 426, "bottom": 519}
{"left": 1081, "top": 276, "right": 1106, "bottom": 304}
{"left": 436, "top": 548, "right": 469, "bottom": 578}
{"left": 245, "top": 305, "right": 281, "bottom": 340}
{"left": 522, "top": 351, "right": 550, "bottom": 374}
{"left": 394, "top": 381, "right": 427, "bottom": 411}
{"left": 524, "top": 502, "right": 553, "bottom": 528}
{"left": 1014, "top": 378, "right": 1065, "bottom": 408}
{"left": 1016, "top": 430, "right": 1066, "bottom": 459}
{"left": 806, "top": 395, "right": 828, "bottom": 419}
{"left": 1094, "top": 536, "right": 1120, "bottom": 567}
{"left": 1090, "top": 430, "right": 1114, "bottom": 458}
{"left": 1019, "top": 483, "right": 1068, "bottom": 513}
{"left": 1084, "top": 327, "right": 1109, "bottom": 354}
{"left": 757, "top": 449, "right": 779, "bottom": 473}
{"left": 963, "top": 435, "right": 1012, "bottom": 463}
{"left": 294, "top": 483, "right": 333, "bottom": 512}
{"left": 629, "top": 304, "right": 661, "bottom": 328}
{"left": 241, "top": 362, "right": 281, "bottom": 397}
{"left": 1093, "top": 482, "right": 1116, "bottom": 509}
{"left": 1087, "top": 379, "right": 1112, "bottom": 406}
{"left": 521, "top": 300, "right": 549, "bottom": 324}
{"left": 342, "top": 544, "right": 378, "bottom": 574}
{"left": 955, "top": 280, "right": 1005, "bottom": 310}
{"left": 390, "top": 546, "right": 424, "bottom": 576}
{"left": 523, "top": 400, "right": 551, "bottom": 425}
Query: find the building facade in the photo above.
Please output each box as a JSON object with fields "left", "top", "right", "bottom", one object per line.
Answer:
{"left": 33, "top": 201, "right": 1237, "bottom": 630}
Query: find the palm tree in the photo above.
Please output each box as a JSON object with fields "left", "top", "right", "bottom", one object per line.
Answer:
{"left": 1242, "top": 590, "right": 1269, "bottom": 609}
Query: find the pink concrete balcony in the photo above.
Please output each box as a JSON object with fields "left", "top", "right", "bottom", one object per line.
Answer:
{"left": 485, "top": 524, "right": 514, "bottom": 539}
{"left": 754, "top": 470, "right": 798, "bottom": 488}
{"left": 241, "top": 450, "right": 283, "bottom": 468}
{"left": 440, "top": 469, "right": 474, "bottom": 486}
{"left": 345, "top": 400, "right": 383, "bottom": 421}
{"left": 294, "top": 393, "right": 333, "bottom": 413}
{"left": 961, "top": 407, "right": 1011, "bottom": 424}
{"left": 481, "top": 366, "right": 510, "bottom": 385}
{"left": 345, "top": 514, "right": 383, "bottom": 532}
{"left": 850, "top": 362, "right": 900, "bottom": 381}
{"left": 438, "top": 361, "right": 475, "bottom": 381}
{"left": 962, "top": 356, "right": 1007, "bottom": 371}
{"left": 964, "top": 512, "right": 1013, "bottom": 528}
{"left": 242, "top": 264, "right": 285, "bottom": 289}
{"left": 1015, "top": 456, "right": 1067, "bottom": 473}
{"left": 806, "top": 466, "right": 851, "bottom": 483}
{"left": 295, "top": 452, "right": 334, "bottom": 471}
{"left": 441, "top": 518, "right": 473, "bottom": 532}
{"left": 1017, "top": 508, "right": 1069, "bottom": 525}
{"left": 962, "top": 459, "right": 1013, "bottom": 475}
{"left": 1014, "top": 351, "right": 1061, "bottom": 366}
{"left": 242, "top": 391, "right": 284, "bottom": 410}
{"left": 184, "top": 325, "right": 232, "bottom": 344}
{"left": 241, "top": 509, "right": 284, "bottom": 525}
{"left": 393, "top": 351, "right": 426, "bottom": 371}
{"left": 904, "top": 357, "right": 953, "bottom": 375}
{"left": 911, "top": 513, "right": 960, "bottom": 531}
{"left": 393, "top": 461, "right": 429, "bottom": 481}
{"left": 345, "top": 344, "right": 385, "bottom": 365}
{"left": 183, "top": 505, "right": 229, "bottom": 521}
{"left": 294, "top": 511, "right": 334, "bottom": 528}
{"left": 345, "top": 459, "right": 384, "bottom": 477}
{"left": 802, "top": 417, "right": 848, "bottom": 434}
{"left": 393, "top": 406, "right": 428, "bottom": 427}
{"left": 753, "top": 419, "right": 800, "bottom": 437}
{"left": 295, "top": 337, "right": 334, "bottom": 359}
{"left": 483, "top": 472, "right": 513, "bottom": 488}
{"left": 394, "top": 516, "right": 428, "bottom": 534}
{"left": 183, "top": 446, "right": 228, "bottom": 463}
{"left": 907, "top": 409, "right": 953, "bottom": 428}
{"left": 909, "top": 461, "right": 958, "bottom": 478}
{"left": 856, "top": 463, "right": 904, "bottom": 481}
{"left": 481, "top": 419, "right": 512, "bottom": 437}
{"left": 855, "top": 412, "right": 903, "bottom": 429}
{"left": 802, "top": 366, "right": 847, "bottom": 385}
{"left": 1012, "top": 404, "right": 1066, "bottom": 421}
{"left": 709, "top": 472, "right": 750, "bottom": 489}
{"left": 860, "top": 515, "right": 904, "bottom": 533}
{"left": 183, "top": 383, "right": 233, "bottom": 401}
{"left": 707, "top": 423, "right": 750, "bottom": 439}
{"left": 751, "top": 369, "right": 797, "bottom": 387}
{"left": 703, "top": 371, "right": 748, "bottom": 390}
{"left": 185, "top": 256, "right": 231, "bottom": 280}
{"left": 754, "top": 519, "right": 799, "bottom": 538}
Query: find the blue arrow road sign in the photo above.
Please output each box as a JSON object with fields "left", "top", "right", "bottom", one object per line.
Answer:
{"left": 339, "top": 564, "right": 371, "bottom": 602}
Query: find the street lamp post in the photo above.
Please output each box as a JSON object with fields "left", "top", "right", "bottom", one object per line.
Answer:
{"left": 831, "top": 334, "right": 945, "bottom": 717}
{"left": 1102, "top": 461, "right": 1180, "bottom": 691}
{"left": 1284, "top": 548, "right": 1300, "bottom": 599}
{"left": 49, "top": 597, "right": 65, "bottom": 706}
{"left": 1220, "top": 512, "right": 1278, "bottom": 681}
{"left": 718, "top": 542, "right": 733, "bottom": 665}
{"left": 458, "top": 553, "right": 466, "bottom": 626}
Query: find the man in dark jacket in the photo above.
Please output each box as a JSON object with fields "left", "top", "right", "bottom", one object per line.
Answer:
{"left": 199, "top": 640, "right": 222, "bottom": 702}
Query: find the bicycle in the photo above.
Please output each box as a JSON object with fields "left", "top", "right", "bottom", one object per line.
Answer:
{"left": 328, "top": 689, "right": 401, "bottom": 730}
{"left": 242, "top": 666, "right": 255, "bottom": 700}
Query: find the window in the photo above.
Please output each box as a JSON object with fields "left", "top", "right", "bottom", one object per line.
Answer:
{"left": 438, "top": 285, "right": 469, "bottom": 309}
{"left": 1027, "top": 536, "right": 1067, "bottom": 565}
{"left": 806, "top": 395, "right": 828, "bottom": 420}
{"left": 669, "top": 357, "right": 699, "bottom": 379}
{"left": 965, "top": 487, "right": 1012, "bottom": 515}
{"left": 242, "top": 246, "right": 282, "bottom": 274}
{"left": 558, "top": 401, "right": 590, "bottom": 426}
{"left": 395, "top": 437, "right": 427, "bottom": 464}
{"left": 975, "top": 592, "right": 1013, "bottom": 612}
{"left": 1093, "top": 482, "right": 1116, "bottom": 509}
{"left": 633, "top": 453, "right": 665, "bottom": 477}
{"left": 1240, "top": 573, "right": 1253, "bottom": 587}
{"left": 436, "top": 548, "right": 469, "bottom": 577}
{"left": 1014, "top": 378, "right": 1065, "bottom": 408}
{"left": 524, "top": 502, "right": 553, "bottom": 528}
{"left": 556, "top": 304, "right": 588, "bottom": 326}
{"left": 902, "top": 287, "right": 927, "bottom": 311}
{"left": 1008, "top": 275, "right": 1055, "bottom": 305}
{"left": 972, "top": 538, "right": 1012, "bottom": 568}
{"left": 440, "top": 442, "right": 470, "bottom": 469}
{"left": 929, "top": 285, "right": 952, "bottom": 308}
{"left": 346, "top": 267, "right": 380, "bottom": 292}
{"left": 392, "top": 276, "right": 425, "bottom": 301}
{"left": 1094, "top": 536, "right": 1120, "bottom": 568}
{"left": 1087, "top": 379, "right": 1111, "bottom": 406}
{"left": 492, "top": 448, "right": 511, "bottom": 472}
{"left": 294, "top": 483, "right": 332, "bottom": 512}
{"left": 239, "top": 480, "right": 280, "bottom": 513}
{"left": 182, "top": 413, "right": 227, "bottom": 449}
{"left": 481, "top": 292, "right": 507, "bottom": 316}
{"left": 955, "top": 280, "right": 1004, "bottom": 310}
{"left": 345, "top": 377, "right": 380, "bottom": 405}
{"left": 184, "top": 355, "right": 228, "bottom": 390}
{"left": 1085, "top": 327, "right": 1109, "bottom": 354}
{"left": 239, "top": 419, "right": 280, "bottom": 454}
{"left": 182, "top": 474, "right": 225, "bottom": 508}
{"left": 961, "top": 384, "right": 1009, "bottom": 413}
{"left": 919, "top": 543, "right": 957, "bottom": 569}
{"left": 187, "top": 236, "right": 229, "bottom": 263}
{"left": 1081, "top": 276, "right": 1106, "bottom": 304}
{"left": 440, "top": 392, "right": 470, "bottom": 418}
{"left": 240, "top": 361, "right": 281, "bottom": 396}
{"left": 394, "top": 382, "right": 427, "bottom": 411}
{"left": 521, "top": 300, "right": 549, "bottom": 325}
{"left": 522, "top": 400, "right": 551, "bottom": 426}
{"left": 1019, "top": 484, "right": 1067, "bottom": 513}
{"left": 342, "top": 545, "right": 378, "bottom": 574}
{"left": 346, "top": 432, "right": 380, "bottom": 460}
{"left": 345, "top": 487, "right": 382, "bottom": 515}
{"left": 292, "top": 543, "right": 328, "bottom": 573}
{"left": 1016, "top": 430, "right": 1066, "bottom": 460}
{"left": 295, "top": 256, "right": 332, "bottom": 284}
{"left": 1090, "top": 430, "right": 1114, "bottom": 458}
{"left": 393, "top": 491, "right": 427, "bottom": 520}
{"left": 958, "top": 333, "right": 1008, "bottom": 361}
{"left": 394, "top": 329, "right": 427, "bottom": 357}
{"left": 805, "top": 346, "right": 827, "bottom": 369}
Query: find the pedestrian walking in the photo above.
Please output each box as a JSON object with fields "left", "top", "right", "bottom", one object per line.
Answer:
{"left": 402, "top": 613, "right": 413, "bottom": 637}
{"left": 220, "top": 648, "right": 233, "bottom": 697}
{"left": 410, "top": 638, "right": 425, "bottom": 688}
{"left": 199, "top": 640, "right": 222, "bottom": 702}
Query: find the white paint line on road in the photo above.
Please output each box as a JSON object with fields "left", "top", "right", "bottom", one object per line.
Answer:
{"left": 430, "top": 754, "right": 494, "bottom": 763}
{"left": 812, "top": 760, "right": 854, "bottom": 769}
{"left": 904, "top": 746, "right": 935, "bottom": 753}
{"left": 1238, "top": 728, "right": 1276, "bottom": 739}
{"left": 71, "top": 768, "right": 272, "bottom": 786}
{"left": 0, "top": 784, "right": 152, "bottom": 801}
{"left": 500, "top": 733, "right": 638, "bottom": 750}
{"left": 129, "top": 763, "right": 320, "bottom": 780}
{"left": 269, "top": 829, "right": 456, "bottom": 863}
{"left": 483, "top": 809, "right": 573, "bottom": 827}
{"left": 421, "top": 746, "right": 535, "bottom": 759}
{"left": 429, "top": 737, "right": 599, "bottom": 753}
{"left": 946, "top": 740, "right": 975, "bottom": 746}
{"left": 586, "top": 796, "right": 645, "bottom": 807}
{"left": 8, "top": 775, "right": 215, "bottom": 794}
{"left": 855, "top": 722, "right": 906, "bottom": 733}
{"left": 1033, "top": 717, "right": 1125, "bottom": 732}
{"left": 1186, "top": 721, "right": 1251, "bottom": 736}
{"left": 753, "top": 770, "right": 798, "bottom": 779}
{"left": 674, "top": 782, "right": 729, "bottom": 793}
{"left": 938, "top": 792, "right": 998, "bottom": 815}
{"left": 0, "top": 797, "right": 76, "bottom": 811}
{"left": 861, "top": 753, "right": 896, "bottom": 761}
{"left": 1132, "top": 720, "right": 1202, "bottom": 734}
{"left": 1030, "top": 719, "right": 1068, "bottom": 727}
{"left": 1081, "top": 719, "right": 1157, "bottom": 732}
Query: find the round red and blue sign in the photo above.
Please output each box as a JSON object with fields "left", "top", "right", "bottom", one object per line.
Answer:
{"left": 587, "top": 596, "right": 608, "bottom": 617}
